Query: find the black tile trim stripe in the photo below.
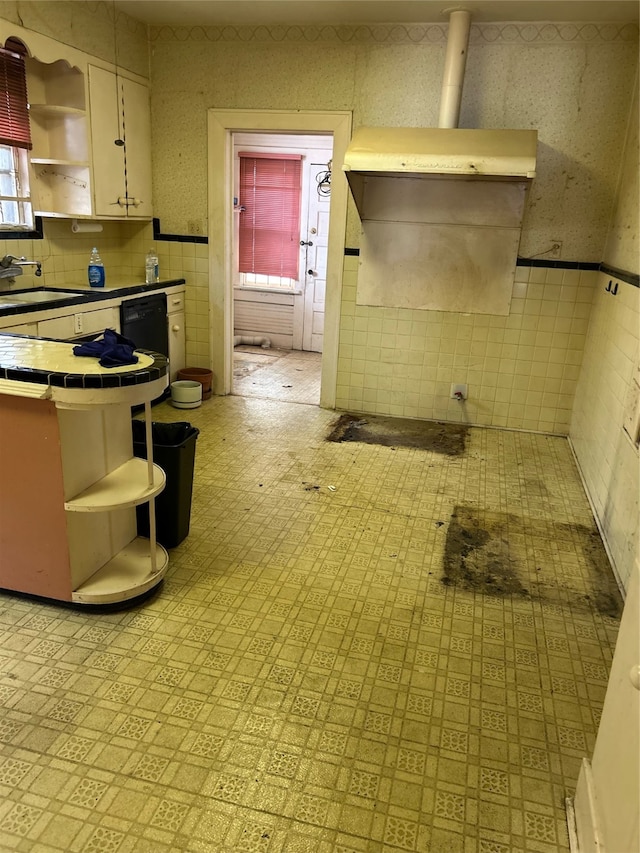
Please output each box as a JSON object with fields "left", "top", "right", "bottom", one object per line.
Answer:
{"left": 0, "top": 348, "right": 168, "bottom": 388}
{"left": 600, "top": 263, "right": 639, "bottom": 289}
{"left": 0, "top": 217, "right": 44, "bottom": 241}
{"left": 153, "top": 218, "right": 208, "bottom": 244}
{"left": 517, "top": 257, "right": 600, "bottom": 270}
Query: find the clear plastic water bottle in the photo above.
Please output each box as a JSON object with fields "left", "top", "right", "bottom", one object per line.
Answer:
{"left": 145, "top": 248, "right": 159, "bottom": 284}
{"left": 88, "top": 247, "right": 105, "bottom": 287}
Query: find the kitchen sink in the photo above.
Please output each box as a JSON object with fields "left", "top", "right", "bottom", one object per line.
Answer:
{"left": 0, "top": 289, "right": 87, "bottom": 307}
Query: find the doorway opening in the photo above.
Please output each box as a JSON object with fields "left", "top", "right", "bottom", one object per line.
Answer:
{"left": 231, "top": 132, "right": 332, "bottom": 404}
{"left": 207, "top": 110, "right": 351, "bottom": 409}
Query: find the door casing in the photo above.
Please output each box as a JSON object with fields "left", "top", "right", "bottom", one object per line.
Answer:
{"left": 207, "top": 109, "right": 352, "bottom": 408}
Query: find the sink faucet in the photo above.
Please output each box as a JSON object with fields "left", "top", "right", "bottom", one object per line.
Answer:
{"left": 0, "top": 255, "right": 42, "bottom": 277}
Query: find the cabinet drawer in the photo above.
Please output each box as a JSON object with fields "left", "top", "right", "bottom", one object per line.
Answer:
{"left": 39, "top": 314, "right": 74, "bottom": 339}
{"left": 167, "top": 293, "right": 184, "bottom": 313}
{"left": 39, "top": 307, "right": 120, "bottom": 341}
{"left": 82, "top": 307, "right": 119, "bottom": 335}
{"left": 2, "top": 322, "right": 38, "bottom": 336}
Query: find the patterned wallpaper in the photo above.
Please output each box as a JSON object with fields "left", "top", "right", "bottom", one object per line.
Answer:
{"left": 150, "top": 20, "right": 638, "bottom": 261}
{"left": 150, "top": 22, "right": 639, "bottom": 45}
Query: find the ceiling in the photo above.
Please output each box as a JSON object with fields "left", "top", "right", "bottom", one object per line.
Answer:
{"left": 113, "top": 1, "right": 640, "bottom": 27}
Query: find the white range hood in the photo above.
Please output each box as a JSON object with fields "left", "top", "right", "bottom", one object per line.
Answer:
{"left": 342, "top": 126, "right": 538, "bottom": 219}
{"left": 343, "top": 126, "right": 538, "bottom": 179}
{"left": 344, "top": 9, "right": 539, "bottom": 316}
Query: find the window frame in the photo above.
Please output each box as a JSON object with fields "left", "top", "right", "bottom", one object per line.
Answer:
{"left": 0, "top": 143, "right": 33, "bottom": 230}
{"left": 0, "top": 40, "right": 33, "bottom": 230}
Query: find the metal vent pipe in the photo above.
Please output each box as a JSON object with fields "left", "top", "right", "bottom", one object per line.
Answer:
{"left": 438, "top": 9, "right": 472, "bottom": 129}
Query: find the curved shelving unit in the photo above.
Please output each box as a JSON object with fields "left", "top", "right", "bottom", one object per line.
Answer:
{"left": 71, "top": 538, "right": 169, "bottom": 604}
{"left": 65, "top": 458, "right": 165, "bottom": 512}
{"left": 30, "top": 158, "right": 90, "bottom": 167}
{"left": 0, "top": 332, "right": 171, "bottom": 608}
{"left": 29, "top": 103, "right": 86, "bottom": 118}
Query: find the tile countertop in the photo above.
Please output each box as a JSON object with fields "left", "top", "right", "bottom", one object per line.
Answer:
{"left": 0, "top": 331, "right": 168, "bottom": 403}
{"left": 0, "top": 278, "right": 186, "bottom": 318}
{"left": 0, "top": 279, "right": 179, "bottom": 403}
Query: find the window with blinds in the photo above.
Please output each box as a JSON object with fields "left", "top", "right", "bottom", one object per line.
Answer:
{"left": 0, "top": 40, "right": 31, "bottom": 150}
{"left": 0, "top": 39, "right": 32, "bottom": 228}
{"left": 238, "top": 153, "right": 302, "bottom": 285}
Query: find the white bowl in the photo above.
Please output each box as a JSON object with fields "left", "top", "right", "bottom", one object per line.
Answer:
{"left": 171, "top": 380, "right": 202, "bottom": 408}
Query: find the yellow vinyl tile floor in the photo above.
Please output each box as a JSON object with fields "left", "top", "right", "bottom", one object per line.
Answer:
{"left": 0, "top": 395, "right": 623, "bottom": 853}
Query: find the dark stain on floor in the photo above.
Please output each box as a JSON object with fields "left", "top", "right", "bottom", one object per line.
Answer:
{"left": 327, "top": 413, "right": 468, "bottom": 456}
{"left": 442, "top": 505, "right": 623, "bottom": 618}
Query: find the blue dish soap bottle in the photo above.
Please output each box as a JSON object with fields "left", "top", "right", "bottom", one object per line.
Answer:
{"left": 88, "top": 247, "right": 105, "bottom": 287}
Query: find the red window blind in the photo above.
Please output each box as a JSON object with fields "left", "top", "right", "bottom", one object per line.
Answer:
{"left": 238, "top": 152, "right": 302, "bottom": 280}
{"left": 0, "top": 39, "right": 31, "bottom": 150}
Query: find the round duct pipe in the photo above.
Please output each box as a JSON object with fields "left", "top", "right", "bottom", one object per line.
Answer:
{"left": 233, "top": 335, "right": 271, "bottom": 349}
{"left": 438, "top": 9, "right": 472, "bottom": 129}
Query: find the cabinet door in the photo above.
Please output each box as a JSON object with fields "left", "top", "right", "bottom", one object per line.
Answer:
{"left": 121, "top": 77, "right": 152, "bottom": 219}
{"left": 88, "top": 68, "right": 152, "bottom": 218}
{"left": 168, "top": 311, "right": 186, "bottom": 381}
{"left": 88, "top": 66, "right": 126, "bottom": 217}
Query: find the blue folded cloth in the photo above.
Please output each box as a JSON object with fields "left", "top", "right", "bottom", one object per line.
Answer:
{"left": 73, "top": 329, "right": 139, "bottom": 368}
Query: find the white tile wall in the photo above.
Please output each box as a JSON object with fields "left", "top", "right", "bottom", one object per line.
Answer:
{"left": 336, "top": 257, "right": 596, "bottom": 435}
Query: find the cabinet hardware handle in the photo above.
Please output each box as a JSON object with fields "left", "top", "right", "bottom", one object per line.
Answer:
{"left": 172, "top": 325, "right": 181, "bottom": 332}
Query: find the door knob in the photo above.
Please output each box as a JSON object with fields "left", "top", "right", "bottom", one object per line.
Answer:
{"left": 307, "top": 269, "right": 316, "bottom": 276}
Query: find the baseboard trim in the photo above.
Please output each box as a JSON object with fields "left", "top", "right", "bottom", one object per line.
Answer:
{"left": 567, "top": 436, "right": 626, "bottom": 598}
{"left": 574, "top": 757, "right": 607, "bottom": 853}
{"left": 566, "top": 796, "right": 580, "bottom": 853}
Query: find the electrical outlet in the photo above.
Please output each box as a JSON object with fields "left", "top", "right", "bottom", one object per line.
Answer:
{"left": 550, "top": 241, "right": 562, "bottom": 259}
{"left": 451, "top": 383, "right": 468, "bottom": 400}
{"left": 188, "top": 219, "right": 203, "bottom": 235}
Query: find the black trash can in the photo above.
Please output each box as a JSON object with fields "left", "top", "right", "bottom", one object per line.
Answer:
{"left": 132, "top": 420, "right": 199, "bottom": 549}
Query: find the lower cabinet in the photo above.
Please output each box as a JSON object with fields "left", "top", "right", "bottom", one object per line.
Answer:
{"left": 0, "top": 385, "right": 168, "bottom": 605}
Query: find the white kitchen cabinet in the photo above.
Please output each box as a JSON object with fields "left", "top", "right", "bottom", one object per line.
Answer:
{"left": 167, "top": 292, "right": 186, "bottom": 381}
{"left": 88, "top": 65, "right": 152, "bottom": 219}
{"left": 26, "top": 57, "right": 92, "bottom": 218}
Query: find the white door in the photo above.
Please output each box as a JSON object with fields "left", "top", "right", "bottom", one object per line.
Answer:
{"left": 299, "top": 156, "right": 331, "bottom": 353}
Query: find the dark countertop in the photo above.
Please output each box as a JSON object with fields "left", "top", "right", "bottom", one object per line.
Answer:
{"left": 0, "top": 278, "right": 186, "bottom": 318}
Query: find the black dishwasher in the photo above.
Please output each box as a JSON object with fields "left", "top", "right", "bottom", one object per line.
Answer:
{"left": 120, "top": 293, "right": 168, "bottom": 358}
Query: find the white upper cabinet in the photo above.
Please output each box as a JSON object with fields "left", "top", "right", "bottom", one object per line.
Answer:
{"left": 88, "top": 65, "right": 152, "bottom": 219}
{"left": 26, "top": 57, "right": 93, "bottom": 218}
